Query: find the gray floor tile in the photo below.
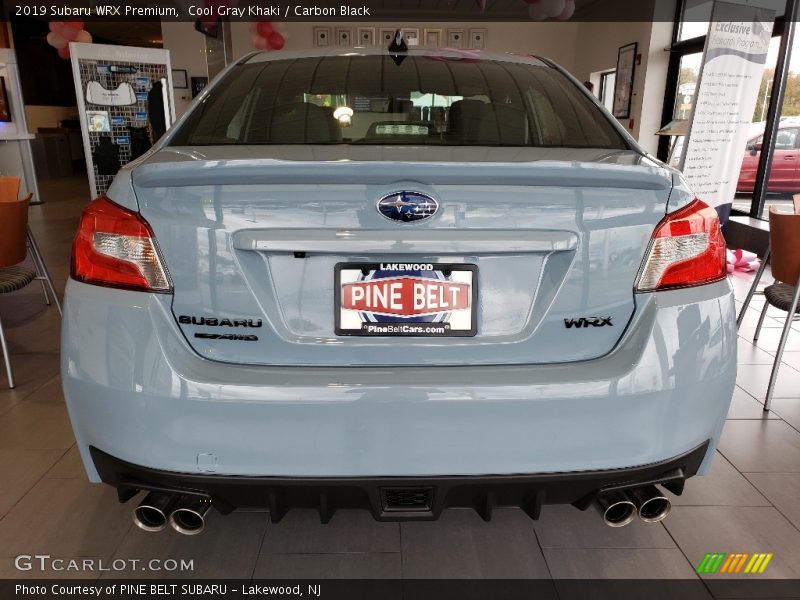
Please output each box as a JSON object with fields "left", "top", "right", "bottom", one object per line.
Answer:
{"left": 0, "top": 352, "right": 61, "bottom": 406}
{"left": 46, "top": 445, "right": 85, "bottom": 478}
{"left": 0, "top": 400, "right": 75, "bottom": 450}
{"left": 0, "top": 478, "right": 132, "bottom": 557}
{"left": 258, "top": 509, "right": 399, "bottom": 554}
{"left": 253, "top": 553, "right": 401, "bottom": 579}
{"left": 400, "top": 508, "right": 549, "bottom": 578}
{"left": 737, "top": 308, "right": 784, "bottom": 330}
{"left": 718, "top": 420, "right": 800, "bottom": 473}
{"left": 0, "top": 449, "right": 64, "bottom": 518}
{"left": 532, "top": 504, "right": 675, "bottom": 549}
{"left": 669, "top": 452, "right": 769, "bottom": 507}
{"left": 766, "top": 397, "right": 800, "bottom": 433}
{"left": 24, "top": 375, "right": 64, "bottom": 405}
{"left": 739, "top": 327, "right": 800, "bottom": 354}
{"left": 736, "top": 364, "right": 800, "bottom": 401}
{"left": 781, "top": 351, "right": 800, "bottom": 372}
{"left": 543, "top": 548, "right": 697, "bottom": 579}
{"left": 726, "top": 387, "right": 781, "bottom": 420}
{"left": 105, "top": 510, "right": 268, "bottom": 579}
{"left": 738, "top": 338, "right": 779, "bottom": 365}
{"left": 0, "top": 291, "right": 62, "bottom": 356}
{"left": 744, "top": 473, "right": 800, "bottom": 531}
{"left": 664, "top": 506, "right": 800, "bottom": 580}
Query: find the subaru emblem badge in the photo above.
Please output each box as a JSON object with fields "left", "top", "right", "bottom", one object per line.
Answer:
{"left": 377, "top": 191, "right": 439, "bottom": 223}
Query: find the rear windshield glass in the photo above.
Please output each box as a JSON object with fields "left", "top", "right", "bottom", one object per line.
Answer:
{"left": 170, "top": 54, "right": 627, "bottom": 149}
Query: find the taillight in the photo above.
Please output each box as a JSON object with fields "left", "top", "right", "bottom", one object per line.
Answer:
{"left": 71, "top": 195, "right": 172, "bottom": 293}
{"left": 635, "top": 199, "right": 726, "bottom": 292}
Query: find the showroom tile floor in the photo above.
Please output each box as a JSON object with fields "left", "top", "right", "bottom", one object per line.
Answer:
{"left": 1, "top": 176, "right": 800, "bottom": 587}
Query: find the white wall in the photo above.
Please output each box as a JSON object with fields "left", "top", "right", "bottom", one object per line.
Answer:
{"left": 572, "top": 0, "right": 677, "bottom": 154}
{"left": 24, "top": 105, "right": 78, "bottom": 132}
{"left": 160, "top": 22, "right": 209, "bottom": 116}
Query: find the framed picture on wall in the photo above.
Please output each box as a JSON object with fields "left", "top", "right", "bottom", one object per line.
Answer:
{"left": 191, "top": 76, "right": 209, "bottom": 99}
{"left": 613, "top": 42, "right": 637, "bottom": 119}
{"left": 403, "top": 28, "right": 420, "bottom": 46}
{"left": 469, "top": 28, "right": 487, "bottom": 50}
{"left": 335, "top": 27, "right": 353, "bottom": 46}
{"left": 357, "top": 27, "right": 375, "bottom": 46}
{"left": 379, "top": 28, "right": 396, "bottom": 46}
{"left": 424, "top": 28, "right": 443, "bottom": 47}
{"left": 447, "top": 29, "right": 465, "bottom": 49}
{"left": 171, "top": 69, "right": 188, "bottom": 89}
{"left": 0, "top": 77, "right": 10, "bottom": 122}
{"left": 314, "top": 26, "right": 331, "bottom": 47}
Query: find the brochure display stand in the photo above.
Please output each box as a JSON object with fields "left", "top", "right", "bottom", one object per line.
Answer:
{"left": 69, "top": 42, "right": 175, "bottom": 199}
{"left": 0, "top": 49, "right": 41, "bottom": 204}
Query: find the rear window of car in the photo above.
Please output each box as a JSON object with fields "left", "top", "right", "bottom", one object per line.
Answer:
{"left": 170, "top": 53, "right": 628, "bottom": 149}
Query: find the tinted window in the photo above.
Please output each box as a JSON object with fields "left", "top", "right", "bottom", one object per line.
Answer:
{"left": 171, "top": 54, "right": 627, "bottom": 149}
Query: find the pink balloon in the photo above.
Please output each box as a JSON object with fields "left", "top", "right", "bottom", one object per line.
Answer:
{"left": 46, "top": 32, "right": 66, "bottom": 49}
{"left": 57, "top": 45, "right": 71, "bottom": 59}
{"left": 65, "top": 20, "right": 84, "bottom": 30}
{"left": 556, "top": 0, "right": 575, "bottom": 19}
{"left": 268, "top": 31, "right": 285, "bottom": 50}
{"left": 61, "top": 25, "right": 81, "bottom": 41}
{"left": 48, "top": 21, "right": 65, "bottom": 33}
{"left": 256, "top": 21, "right": 273, "bottom": 37}
{"left": 253, "top": 35, "right": 270, "bottom": 50}
{"left": 75, "top": 30, "right": 92, "bottom": 43}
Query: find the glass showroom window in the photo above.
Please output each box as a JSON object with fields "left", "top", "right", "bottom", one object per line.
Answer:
{"left": 667, "top": 0, "right": 788, "bottom": 218}
{"left": 599, "top": 71, "right": 616, "bottom": 113}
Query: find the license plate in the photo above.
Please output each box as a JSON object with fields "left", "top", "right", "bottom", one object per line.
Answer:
{"left": 335, "top": 263, "right": 477, "bottom": 337}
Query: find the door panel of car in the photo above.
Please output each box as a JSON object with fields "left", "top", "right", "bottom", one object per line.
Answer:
{"left": 739, "top": 128, "right": 800, "bottom": 193}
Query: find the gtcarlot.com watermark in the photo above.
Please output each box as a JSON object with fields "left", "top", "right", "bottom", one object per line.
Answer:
{"left": 14, "top": 554, "right": 194, "bottom": 573}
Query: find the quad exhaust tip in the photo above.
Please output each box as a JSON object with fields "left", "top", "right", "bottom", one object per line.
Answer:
{"left": 132, "top": 492, "right": 177, "bottom": 532}
{"left": 594, "top": 491, "right": 637, "bottom": 528}
{"left": 169, "top": 495, "right": 212, "bottom": 535}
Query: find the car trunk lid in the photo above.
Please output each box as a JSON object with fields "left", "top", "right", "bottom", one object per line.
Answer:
{"left": 132, "top": 148, "right": 672, "bottom": 367}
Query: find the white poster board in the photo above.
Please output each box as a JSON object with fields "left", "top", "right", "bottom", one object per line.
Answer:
{"left": 69, "top": 43, "right": 175, "bottom": 200}
{"left": 679, "top": 1, "right": 775, "bottom": 222}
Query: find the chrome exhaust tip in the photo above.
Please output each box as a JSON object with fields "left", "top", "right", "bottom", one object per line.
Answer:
{"left": 169, "top": 495, "right": 212, "bottom": 535}
{"left": 133, "top": 492, "right": 177, "bottom": 532}
{"left": 626, "top": 485, "right": 672, "bottom": 523}
{"left": 594, "top": 491, "right": 637, "bottom": 528}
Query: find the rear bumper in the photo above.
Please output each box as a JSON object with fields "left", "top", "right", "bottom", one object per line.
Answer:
{"left": 62, "top": 279, "right": 736, "bottom": 481}
{"left": 90, "top": 441, "right": 709, "bottom": 521}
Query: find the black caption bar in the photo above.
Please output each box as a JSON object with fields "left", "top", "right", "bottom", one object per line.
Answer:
{"left": 5, "top": 579, "right": 800, "bottom": 600}
{"left": 2, "top": 0, "right": 788, "bottom": 22}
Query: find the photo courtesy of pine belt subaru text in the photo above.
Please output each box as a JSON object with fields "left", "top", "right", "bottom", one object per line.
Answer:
{"left": 61, "top": 47, "right": 736, "bottom": 533}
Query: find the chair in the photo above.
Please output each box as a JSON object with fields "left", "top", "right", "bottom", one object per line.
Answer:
{"left": 752, "top": 206, "right": 800, "bottom": 411}
{"left": 736, "top": 198, "right": 800, "bottom": 328}
{"left": 0, "top": 177, "right": 61, "bottom": 388}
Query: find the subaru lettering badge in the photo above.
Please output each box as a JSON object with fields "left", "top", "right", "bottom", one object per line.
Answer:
{"left": 377, "top": 191, "right": 439, "bottom": 223}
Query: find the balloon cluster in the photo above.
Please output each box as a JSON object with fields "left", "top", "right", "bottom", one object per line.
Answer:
{"left": 525, "top": 0, "right": 575, "bottom": 20}
{"left": 47, "top": 21, "right": 93, "bottom": 59}
{"left": 252, "top": 21, "right": 286, "bottom": 51}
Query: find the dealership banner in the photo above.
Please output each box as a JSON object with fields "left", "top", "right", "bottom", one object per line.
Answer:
{"left": 679, "top": 0, "right": 775, "bottom": 224}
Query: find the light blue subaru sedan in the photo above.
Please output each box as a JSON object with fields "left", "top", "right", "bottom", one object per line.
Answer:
{"left": 61, "top": 48, "right": 736, "bottom": 535}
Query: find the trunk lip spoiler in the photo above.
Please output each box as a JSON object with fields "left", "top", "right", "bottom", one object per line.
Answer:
{"left": 132, "top": 160, "right": 672, "bottom": 191}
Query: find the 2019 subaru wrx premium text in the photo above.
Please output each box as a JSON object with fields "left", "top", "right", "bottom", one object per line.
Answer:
{"left": 61, "top": 48, "right": 736, "bottom": 534}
